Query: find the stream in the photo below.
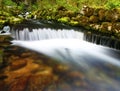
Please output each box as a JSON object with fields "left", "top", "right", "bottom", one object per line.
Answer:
{"left": 0, "top": 20, "right": 120, "bottom": 91}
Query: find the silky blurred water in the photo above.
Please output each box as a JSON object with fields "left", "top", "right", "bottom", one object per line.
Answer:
{"left": 12, "top": 39, "right": 120, "bottom": 91}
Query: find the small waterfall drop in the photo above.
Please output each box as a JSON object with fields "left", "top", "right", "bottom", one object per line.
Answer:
{"left": 12, "top": 28, "right": 84, "bottom": 40}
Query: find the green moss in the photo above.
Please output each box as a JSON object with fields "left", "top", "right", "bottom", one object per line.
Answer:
{"left": 58, "top": 17, "right": 70, "bottom": 23}
{"left": 69, "top": 20, "right": 79, "bottom": 26}
{"left": 9, "top": 17, "right": 23, "bottom": 24}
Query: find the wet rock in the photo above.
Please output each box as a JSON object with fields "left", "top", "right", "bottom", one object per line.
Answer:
{"left": 80, "top": 5, "right": 94, "bottom": 17}
{"left": 79, "top": 16, "right": 89, "bottom": 26}
{"left": 89, "top": 24, "right": 101, "bottom": 30}
{"left": 66, "top": 10, "right": 76, "bottom": 18}
{"left": 27, "top": 74, "right": 54, "bottom": 91}
{"left": 112, "top": 22, "right": 120, "bottom": 33}
{"left": 97, "top": 8, "right": 106, "bottom": 21}
{"left": 100, "top": 22, "right": 112, "bottom": 33}
{"left": 10, "top": 60, "right": 27, "bottom": 71}
{"left": 89, "top": 15, "right": 99, "bottom": 23}
{"left": 8, "top": 76, "right": 30, "bottom": 91}
{"left": 105, "top": 9, "right": 119, "bottom": 22}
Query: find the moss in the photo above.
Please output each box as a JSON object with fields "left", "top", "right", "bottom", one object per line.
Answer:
{"left": 9, "top": 17, "right": 23, "bottom": 24}
{"left": 69, "top": 20, "right": 79, "bottom": 26}
{"left": 58, "top": 17, "right": 70, "bottom": 23}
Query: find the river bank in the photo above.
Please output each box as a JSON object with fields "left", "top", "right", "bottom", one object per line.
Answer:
{"left": 1, "top": 5, "right": 120, "bottom": 40}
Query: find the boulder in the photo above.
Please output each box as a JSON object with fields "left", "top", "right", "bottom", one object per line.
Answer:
{"left": 89, "top": 15, "right": 99, "bottom": 23}
{"left": 80, "top": 6, "right": 94, "bottom": 17}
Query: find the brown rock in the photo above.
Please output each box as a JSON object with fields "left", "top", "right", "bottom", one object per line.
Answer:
{"left": 79, "top": 16, "right": 89, "bottom": 26}
{"left": 80, "top": 6, "right": 94, "bottom": 17}
{"left": 105, "top": 9, "right": 119, "bottom": 22}
{"left": 112, "top": 22, "right": 120, "bottom": 33}
{"left": 101, "top": 22, "right": 113, "bottom": 32}
{"left": 97, "top": 8, "right": 106, "bottom": 21}
{"left": 27, "top": 74, "right": 54, "bottom": 91}
{"left": 8, "top": 76, "right": 30, "bottom": 91}
{"left": 89, "top": 15, "right": 99, "bottom": 23}
{"left": 10, "top": 59, "right": 27, "bottom": 71}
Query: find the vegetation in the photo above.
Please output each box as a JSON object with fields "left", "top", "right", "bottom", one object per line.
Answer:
{"left": 0, "top": 0, "right": 120, "bottom": 39}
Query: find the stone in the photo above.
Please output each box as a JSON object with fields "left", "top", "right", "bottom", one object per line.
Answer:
{"left": 89, "top": 15, "right": 99, "bottom": 23}
{"left": 10, "top": 60, "right": 27, "bottom": 71}
{"left": 80, "top": 6, "right": 94, "bottom": 17}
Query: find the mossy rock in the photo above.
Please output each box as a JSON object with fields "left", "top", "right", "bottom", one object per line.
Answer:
{"left": 9, "top": 17, "right": 23, "bottom": 24}
{"left": 78, "top": 16, "right": 89, "bottom": 26}
{"left": 97, "top": 8, "right": 106, "bottom": 21}
{"left": 80, "top": 6, "right": 94, "bottom": 17}
{"left": 69, "top": 20, "right": 79, "bottom": 26}
{"left": 89, "top": 15, "right": 99, "bottom": 23}
{"left": 0, "top": 20, "right": 6, "bottom": 24}
{"left": 58, "top": 10, "right": 67, "bottom": 17}
{"left": 66, "top": 10, "right": 76, "bottom": 18}
{"left": 112, "top": 22, "right": 120, "bottom": 33}
{"left": 105, "top": 10, "right": 119, "bottom": 22}
{"left": 100, "top": 22, "right": 112, "bottom": 34}
{"left": 58, "top": 17, "right": 70, "bottom": 23}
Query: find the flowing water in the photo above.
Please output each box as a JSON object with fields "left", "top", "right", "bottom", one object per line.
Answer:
{"left": 0, "top": 20, "right": 120, "bottom": 91}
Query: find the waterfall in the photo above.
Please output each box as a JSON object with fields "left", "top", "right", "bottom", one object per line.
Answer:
{"left": 12, "top": 28, "right": 84, "bottom": 40}
{"left": 84, "top": 32, "right": 120, "bottom": 50}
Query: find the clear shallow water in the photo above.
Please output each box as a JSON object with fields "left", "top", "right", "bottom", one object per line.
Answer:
{"left": 11, "top": 39, "right": 120, "bottom": 91}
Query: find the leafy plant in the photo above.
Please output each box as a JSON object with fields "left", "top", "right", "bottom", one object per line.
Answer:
{"left": 3, "top": 0, "right": 16, "bottom": 6}
{"left": 105, "top": 0, "right": 120, "bottom": 9}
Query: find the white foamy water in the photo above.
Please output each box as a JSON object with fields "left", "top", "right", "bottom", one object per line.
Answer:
{"left": 12, "top": 39, "right": 120, "bottom": 67}
{"left": 12, "top": 28, "right": 84, "bottom": 40}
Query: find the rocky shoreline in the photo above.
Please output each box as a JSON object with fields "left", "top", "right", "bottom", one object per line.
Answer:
{"left": 1, "top": 6, "right": 120, "bottom": 40}
{"left": 32, "top": 6, "right": 120, "bottom": 40}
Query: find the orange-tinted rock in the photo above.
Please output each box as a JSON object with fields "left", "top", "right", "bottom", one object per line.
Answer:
{"left": 8, "top": 76, "right": 30, "bottom": 91}
{"left": 68, "top": 71, "right": 84, "bottom": 79}
{"left": 27, "top": 74, "right": 54, "bottom": 91}
{"left": 10, "top": 60, "right": 27, "bottom": 70}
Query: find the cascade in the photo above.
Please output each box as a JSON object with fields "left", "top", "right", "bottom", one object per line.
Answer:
{"left": 12, "top": 28, "right": 84, "bottom": 40}
{"left": 84, "top": 33, "right": 120, "bottom": 50}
